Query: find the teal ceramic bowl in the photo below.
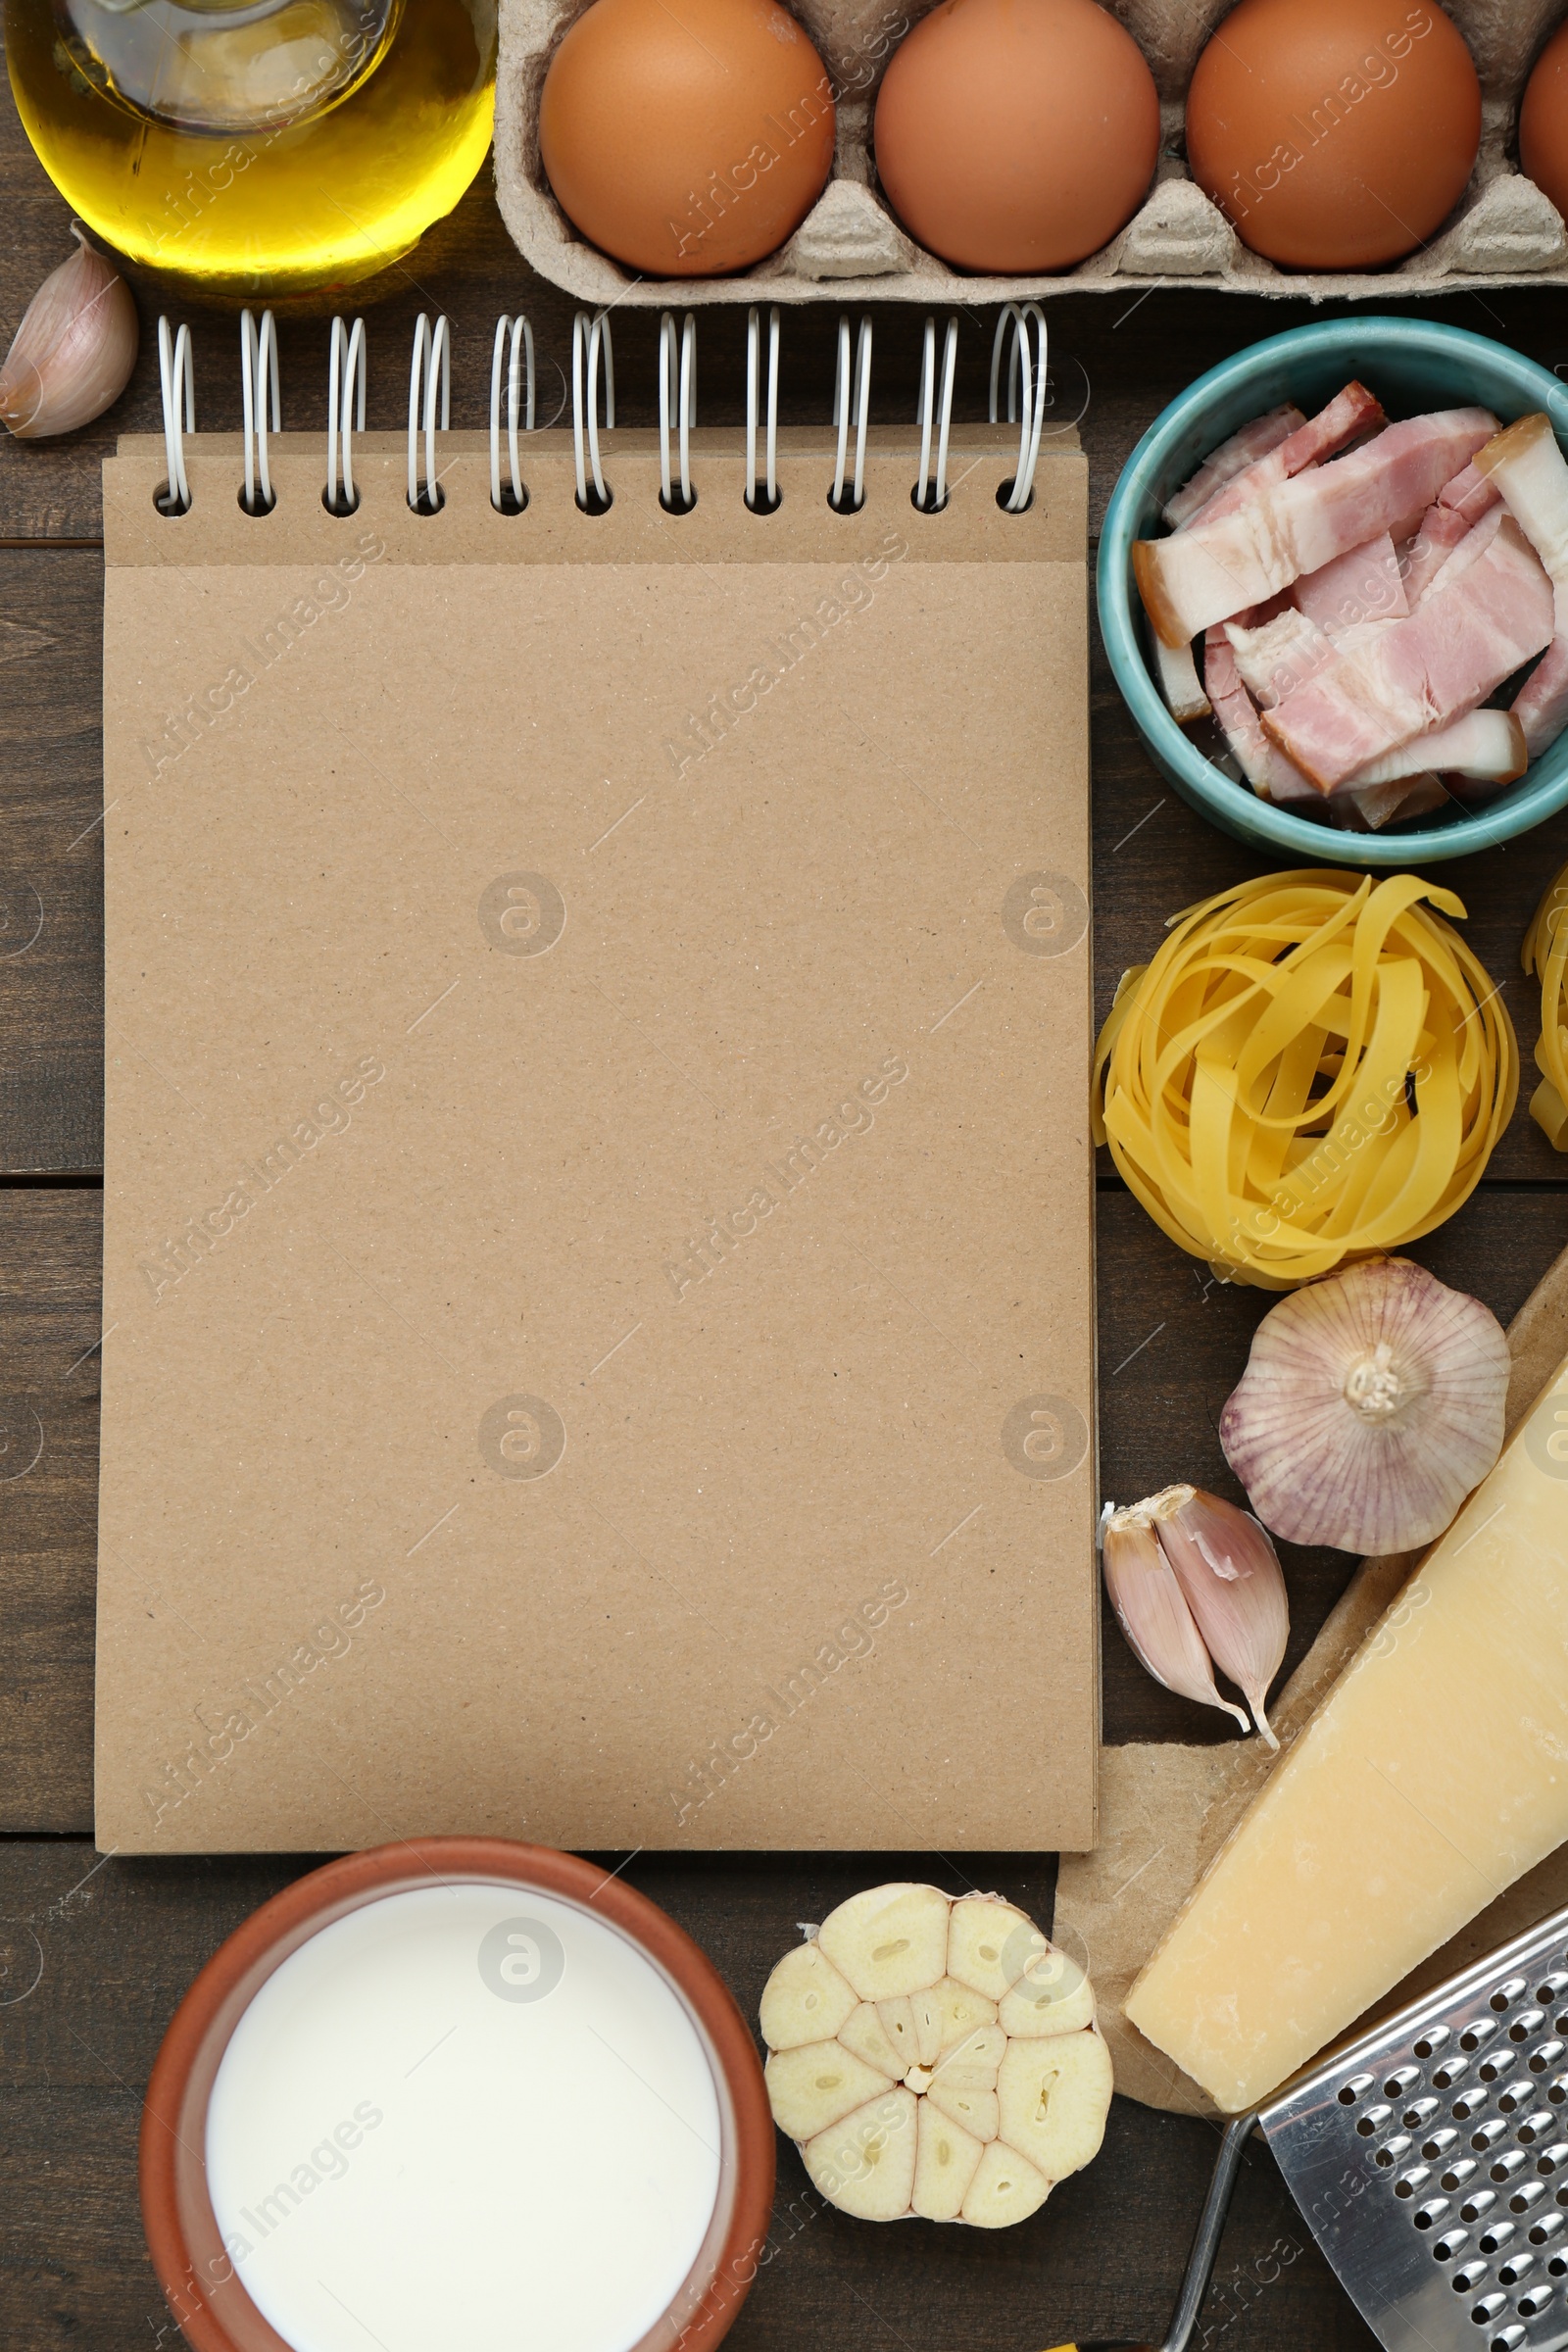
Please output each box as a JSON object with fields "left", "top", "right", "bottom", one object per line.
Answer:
{"left": 1098, "top": 317, "right": 1568, "bottom": 866}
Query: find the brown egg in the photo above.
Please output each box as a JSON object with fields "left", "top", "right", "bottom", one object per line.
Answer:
{"left": 1521, "top": 18, "right": 1568, "bottom": 224}
{"left": 1185, "top": 0, "right": 1481, "bottom": 270}
{"left": 538, "top": 0, "right": 835, "bottom": 277}
{"left": 872, "top": 0, "right": 1159, "bottom": 273}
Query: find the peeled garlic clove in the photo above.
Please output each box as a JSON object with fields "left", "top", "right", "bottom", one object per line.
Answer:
{"left": 946, "top": 1893, "right": 1037, "bottom": 2003}
{"left": 763, "top": 2039, "right": 894, "bottom": 2140}
{"left": 1147, "top": 1485, "right": 1289, "bottom": 1749}
{"left": 912, "top": 2097, "right": 986, "bottom": 2220}
{"left": 996, "top": 2027, "right": 1114, "bottom": 2181}
{"left": 758, "top": 1936, "right": 858, "bottom": 2050}
{"left": 1220, "top": 1257, "right": 1510, "bottom": 1555}
{"left": 803, "top": 2086, "right": 919, "bottom": 2221}
{"left": 815, "top": 1881, "right": 950, "bottom": 2001}
{"left": 1101, "top": 1504, "right": 1250, "bottom": 1735}
{"left": 959, "top": 2137, "right": 1052, "bottom": 2228}
{"left": 925, "top": 2080, "right": 999, "bottom": 2139}
{"left": 838, "top": 1999, "right": 906, "bottom": 2078}
{"left": 0, "top": 224, "right": 139, "bottom": 439}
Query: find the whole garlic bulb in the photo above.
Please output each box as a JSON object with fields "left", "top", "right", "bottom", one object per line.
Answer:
{"left": 1220, "top": 1257, "right": 1510, "bottom": 1555}
{"left": 0, "top": 224, "right": 139, "bottom": 439}
{"left": 759, "top": 1883, "right": 1112, "bottom": 2227}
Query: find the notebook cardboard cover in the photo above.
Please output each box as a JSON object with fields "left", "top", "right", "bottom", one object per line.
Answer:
{"left": 94, "top": 424, "right": 1097, "bottom": 1854}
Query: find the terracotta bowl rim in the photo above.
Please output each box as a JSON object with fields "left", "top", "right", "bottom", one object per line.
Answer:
{"left": 138, "top": 1836, "right": 776, "bottom": 2352}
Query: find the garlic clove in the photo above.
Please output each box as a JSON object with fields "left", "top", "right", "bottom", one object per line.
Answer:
{"left": 1146, "top": 1484, "right": 1289, "bottom": 1749}
{"left": 1101, "top": 1503, "right": 1250, "bottom": 1735}
{"left": 0, "top": 224, "right": 139, "bottom": 440}
{"left": 1219, "top": 1257, "right": 1510, "bottom": 1555}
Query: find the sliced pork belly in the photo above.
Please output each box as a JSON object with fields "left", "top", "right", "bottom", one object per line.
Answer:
{"left": 1422, "top": 502, "right": 1505, "bottom": 600}
{"left": 1177, "top": 382, "right": 1384, "bottom": 534}
{"left": 1347, "top": 708, "right": 1527, "bottom": 787}
{"left": 1134, "top": 408, "right": 1496, "bottom": 647}
{"left": 1513, "top": 634, "right": 1568, "bottom": 757}
{"left": 1296, "top": 532, "right": 1408, "bottom": 634}
{"left": 1476, "top": 412, "right": 1568, "bottom": 760}
{"left": 1439, "top": 460, "right": 1500, "bottom": 519}
{"left": 1260, "top": 517, "right": 1554, "bottom": 790}
{"left": 1151, "top": 628, "right": 1210, "bottom": 722}
{"left": 1331, "top": 773, "right": 1449, "bottom": 830}
{"left": 1225, "top": 608, "right": 1337, "bottom": 708}
{"left": 1397, "top": 504, "right": 1473, "bottom": 603}
{"left": 1397, "top": 463, "right": 1501, "bottom": 604}
{"left": 1203, "top": 632, "right": 1319, "bottom": 803}
{"left": 1162, "top": 405, "right": 1304, "bottom": 528}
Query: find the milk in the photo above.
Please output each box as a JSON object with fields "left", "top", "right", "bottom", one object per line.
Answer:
{"left": 204, "top": 1883, "right": 724, "bottom": 2352}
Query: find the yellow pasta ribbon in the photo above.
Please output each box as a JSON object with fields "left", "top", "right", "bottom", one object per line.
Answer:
{"left": 1523, "top": 859, "right": 1568, "bottom": 1149}
{"left": 1093, "top": 869, "right": 1518, "bottom": 1290}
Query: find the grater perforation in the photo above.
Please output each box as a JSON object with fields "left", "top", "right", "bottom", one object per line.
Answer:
{"left": 1258, "top": 1904, "right": 1568, "bottom": 2352}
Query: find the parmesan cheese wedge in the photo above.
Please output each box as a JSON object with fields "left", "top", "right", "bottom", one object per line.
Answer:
{"left": 1126, "top": 1349, "right": 1568, "bottom": 2114}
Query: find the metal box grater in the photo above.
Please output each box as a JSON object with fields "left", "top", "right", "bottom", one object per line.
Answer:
{"left": 1258, "top": 1901, "right": 1568, "bottom": 2352}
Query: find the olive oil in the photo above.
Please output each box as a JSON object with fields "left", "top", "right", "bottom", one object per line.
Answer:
{"left": 5, "top": 0, "right": 496, "bottom": 292}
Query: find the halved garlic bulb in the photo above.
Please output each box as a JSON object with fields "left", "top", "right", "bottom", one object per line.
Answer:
{"left": 1220, "top": 1257, "right": 1509, "bottom": 1555}
{"left": 760, "top": 1885, "right": 1112, "bottom": 2225}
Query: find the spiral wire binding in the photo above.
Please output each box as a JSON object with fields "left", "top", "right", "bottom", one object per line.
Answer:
{"left": 326, "top": 317, "right": 366, "bottom": 517}
{"left": 746, "top": 305, "right": 781, "bottom": 514}
{"left": 658, "top": 312, "right": 697, "bottom": 514}
{"left": 989, "top": 303, "right": 1049, "bottom": 514}
{"left": 408, "top": 312, "right": 451, "bottom": 515}
{"left": 914, "top": 315, "right": 958, "bottom": 514}
{"left": 490, "top": 315, "right": 534, "bottom": 514}
{"left": 830, "top": 314, "right": 872, "bottom": 514}
{"left": 153, "top": 312, "right": 1047, "bottom": 527}
{"left": 571, "top": 311, "right": 615, "bottom": 514}
{"left": 156, "top": 317, "right": 194, "bottom": 515}
{"left": 239, "top": 309, "right": 279, "bottom": 515}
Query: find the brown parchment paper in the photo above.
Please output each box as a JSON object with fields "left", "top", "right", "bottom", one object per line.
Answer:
{"left": 94, "top": 425, "right": 1100, "bottom": 1857}
{"left": 1055, "top": 1238, "right": 1568, "bottom": 2117}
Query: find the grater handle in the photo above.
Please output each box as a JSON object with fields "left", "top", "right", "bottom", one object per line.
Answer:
{"left": 1039, "top": 2112, "right": 1258, "bottom": 2352}
{"left": 1157, "top": 2112, "right": 1258, "bottom": 2352}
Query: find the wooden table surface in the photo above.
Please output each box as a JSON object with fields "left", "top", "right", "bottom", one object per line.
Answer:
{"left": 3, "top": 74, "right": 1567, "bottom": 2351}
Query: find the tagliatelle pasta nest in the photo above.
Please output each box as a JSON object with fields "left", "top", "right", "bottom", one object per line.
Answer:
{"left": 1523, "top": 859, "right": 1568, "bottom": 1149}
{"left": 1092, "top": 870, "right": 1518, "bottom": 1289}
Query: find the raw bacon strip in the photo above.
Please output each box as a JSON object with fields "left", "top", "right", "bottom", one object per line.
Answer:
{"left": 1162, "top": 406, "right": 1304, "bottom": 528}
{"left": 1475, "top": 412, "right": 1568, "bottom": 760}
{"left": 1347, "top": 708, "right": 1527, "bottom": 787}
{"left": 1295, "top": 532, "right": 1408, "bottom": 635}
{"left": 1179, "top": 382, "right": 1385, "bottom": 534}
{"left": 1134, "top": 408, "right": 1496, "bottom": 647}
{"left": 1397, "top": 504, "right": 1473, "bottom": 603}
{"left": 1225, "top": 609, "right": 1337, "bottom": 708}
{"left": 1261, "top": 518, "right": 1554, "bottom": 790}
{"left": 1331, "top": 774, "right": 1449, "bottom": 831}
{"left": 1151, "top": 628, "right": 1210, "bottom": 722}
{"left": 1514, "top": 635, "right": 1568, "bottom": 757}
{"left": 1397, "top": 465, "right": 1501, "bottom": 604}
{"left": 1203, "top": 633, "right": 1319, "bottom": 804}
{"left": 1421, "top": 501, "right": 1504, "bottom": 601}
{"left": 1440, "top": 460, "right": 1500, "bottom": 519}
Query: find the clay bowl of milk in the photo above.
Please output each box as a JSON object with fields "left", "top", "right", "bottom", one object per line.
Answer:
{"left": 140, "top": 1838, "right": 774, "bottom": 2352}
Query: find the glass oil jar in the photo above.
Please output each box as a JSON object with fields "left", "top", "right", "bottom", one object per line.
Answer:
{"left": 5, "top": 0, "right": 496, "bottom": 292}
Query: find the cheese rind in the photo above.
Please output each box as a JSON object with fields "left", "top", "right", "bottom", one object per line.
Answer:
{"left": 1125, "top": 1352, "right": 1568, "bottom": 2114}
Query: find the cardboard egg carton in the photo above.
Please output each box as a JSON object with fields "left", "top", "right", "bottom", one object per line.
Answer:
{"left": 494, "top": 0, "right": 1568, "bottom": 308}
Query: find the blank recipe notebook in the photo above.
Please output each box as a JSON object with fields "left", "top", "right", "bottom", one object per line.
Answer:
{"left": 93, "top": 416, "right": 1096, "bottom": 1853}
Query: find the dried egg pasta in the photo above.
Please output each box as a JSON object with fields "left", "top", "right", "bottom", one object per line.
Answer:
{"left": 1093, "top": 870, "right": 1517, "bottom": 1289}
{"left": 1523, "top": 858, "right": 1568, "bottom": 1147}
